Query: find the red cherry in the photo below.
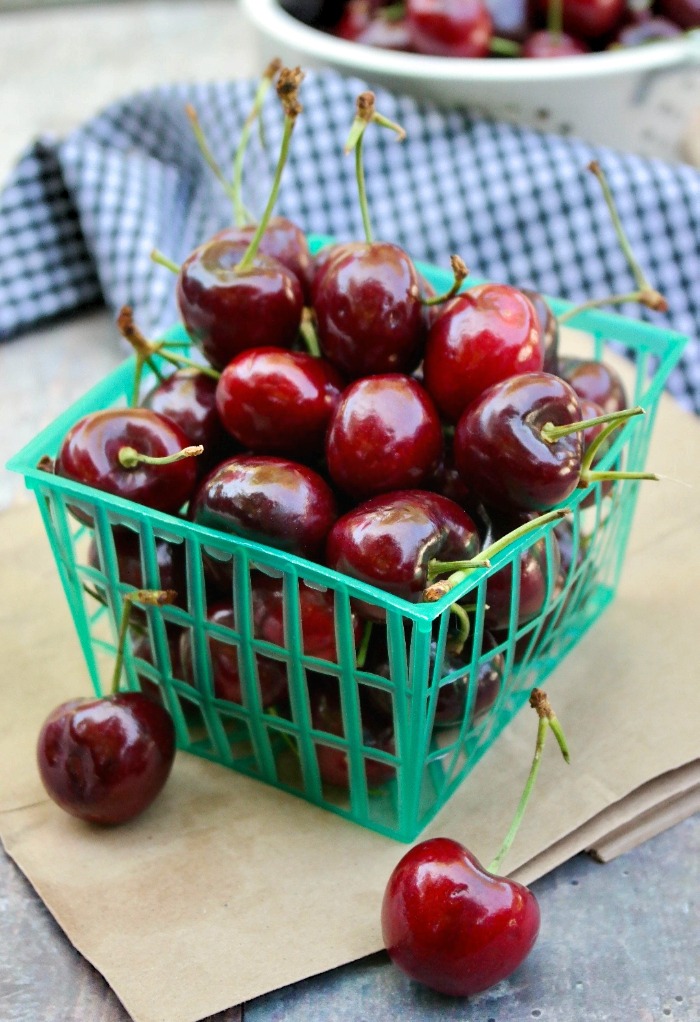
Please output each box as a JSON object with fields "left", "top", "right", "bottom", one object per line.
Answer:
{"left": 313, "top": 241, "right": 426, "bottom": 379}
{"left": 406, "top": 0, "right": 494, "bottom": 57}
{"left": 482, "top": 511, "right": 562, "bottom": 630}
{"left": 382, "top": 836, "right": 540, "bottom": 996}
{"left": 557, "top": 355, "right": 628, "bottom": 413}
{"left": 210, "top": 216, "right": 314, "bottom": 302}
{"left": 325, "top": 374, "right": 444, "bottom": 500}
{"left": 216, "top": 347, "right": 344, "bottom": 459}
{"left": 37, "top": 692, "right": 176, "bottom": 825}
{"left": 191, "top": 454, "right": 338, "bottom": 566}
{"left": 335, "top": 0, "right": 414, "bottom": 48}
{"left": 522, "top": 28, "right": 589, "bottom": 54}
{"left": 423, "top": 283, "right": 543, "bottom": 423}
{"left": 176, "top": 237, "right": 304, "bottom": 371}
{"left": 55, "top": 408, "right": 201, "bottom": 520}
{"left": 658, "top": 0, "right": 700, "bottom": 28}
{"left": 536, "top": 0, "right": 625, "bottom": 38}
{"left": 326, "top": 490, "right": 480, "bottom": 617}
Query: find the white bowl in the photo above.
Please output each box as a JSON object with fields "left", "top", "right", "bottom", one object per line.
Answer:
{"left": 241, "top": 0, "right": 700, "bottom": 160}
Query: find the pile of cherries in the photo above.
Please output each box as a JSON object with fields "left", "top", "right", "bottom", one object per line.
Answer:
{"left": 36, "top": 66, "right": 662, "bottom": 998}
{"left": 281, "top": 0, "right": 698, "bottom": 58}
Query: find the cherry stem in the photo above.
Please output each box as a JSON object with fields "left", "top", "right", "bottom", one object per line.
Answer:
{"left": 447, "top": 602, "right": 471, "bottom": 655}
{"left": 118, "top": 444, "right": 203, "bottom": 470}
{"left": 117, "top": 307, "right": 220, "bottom": 402}
{"left": 299, "top": 308, "right": 321, "bottom": 356}
{"left": 424, "top": 508, "right": 568, "bottom": 594}
{"left": 185, "top": 103, "right": 237, "bottom": 206}
{"left": 547, "top": 0, "right": 563, "bottom": 39}
{"left": 236, "top": 66, "right": 304, "bottom": 274}
{"left": 540, "top": 405, "right": 644, "bottom": 443}
{"left": 111, "top": 589, "right": 177, "bottom": 696}
{"left": 487, "top": 688, "right": 569, "bottom": 874}
{"left": 356, "top": 620, "right": 373, "bottom": 669}
{"left": 151, "top": 249, "right": 181, "bottom": 275}
{"left": 558, "top": 160, "right": 668, "bottom": 322}
{"left": 231, "top": 58, "right": 282, "bottom": 227}
{"left": 421, "top": 255, "right": 469, "bottom": 306}
{"left": 489, "top": 36, "right": 522, "bottom": 56}
{"left": 344, "top": 91, "right": 406, "bottom": 246}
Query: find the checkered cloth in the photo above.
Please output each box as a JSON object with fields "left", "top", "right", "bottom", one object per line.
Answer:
{"left": 1, "top": 69, "right": 699, "bottom": 413}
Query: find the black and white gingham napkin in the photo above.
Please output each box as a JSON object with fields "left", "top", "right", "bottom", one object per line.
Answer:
{"left": 1, "top": 69, "right": 699, "bottom": 413}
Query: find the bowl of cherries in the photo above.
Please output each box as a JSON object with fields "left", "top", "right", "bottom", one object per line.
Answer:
{"left": 9, "top": 67, "right": 686, "bottom": 844}
{"left": 241, "top": 0, "right": 700, "bottom": 157}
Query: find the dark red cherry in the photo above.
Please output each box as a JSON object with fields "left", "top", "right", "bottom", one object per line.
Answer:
{"left": 176, "top": 237, "right": 304, "bottom": 371}
{"left": 522, "top": 28, "right": 589, "bottom": 54}
{"left": 87, "top": 527, "right": 187, "bottom": 609}
{"left": 325, "top": 374, "right": 444, "bottom": 500}
{"left": 308, "top": 675, "right": 395, "bottom": 789}
{"left": 55, "top": 408, "right": 200, "bottom": 520}
{"left": 211, "top": 217, "right": 314, "bottom": 303}
{"left": 279, "top": 0, "right": 346, "bottom": 27}
{"left": 180, "top": 602, "right": 289, "bottom": 706}
{"left": 130, "top": 628, "right": 186, "bottom": 705}
{"left": 326, "top": 490, "right": 480, "bottom": 618}
{"left": 36, "top": 692, "right": 176, "bottom": 825}
{"left": 215, "top": 347, "right": 344, "bottom": 459}
{"left": 191, "top": 454, "right": 338, "bottom": 565}
{"left": 657, "top": 0, "right": 700, "bottom": 28}
{"left": 382, "top": 836, "right": 540, "bottom": 996}
{"left": 536, "top": 0, "right": 625, "bottom": 38}
{"left": 557, "top": 355, "right": 628, "bottom": 413}
{"left": 406, "top": 0, "right": 494, "bottom": 56}
{"left": 454, "top": 372, "right": 584, "bottom": 512}
{"left": 422, "top": 283, "right": 543, "bottom": 423}
{"left": 522, "top": 288, "right": 559, "bottom": 374}
{"left": 313, "top": 241, "right": 426, "bottom": 379}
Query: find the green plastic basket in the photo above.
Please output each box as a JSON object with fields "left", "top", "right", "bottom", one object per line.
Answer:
{"left": 7, "top": 244, "right": 687, "bottom": 842}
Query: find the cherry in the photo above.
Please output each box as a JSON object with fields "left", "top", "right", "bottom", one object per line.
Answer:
{"left": 522, "top": 27, "right": 589, "bottom": 53}
{"left": 215, "top": 347, "right": 344, "bottom": 459}
{"left": 210, "top": 217, "right": 314, "bottom": 304}
{"left": 180, "top": 602, "right": 289, "bottom": 706}
{"left": 422, "top": 283, "right": 543, "bottom": 423}
{"left": 336, "top": 0, "right": 414, "bottom": 49}
{"left": 522, "top": 287, "right": 559, "bottom": 374}
{"left": 557, "top": 355, "right": 628, "bottom": 413}
{"left": 36, "top": 590, "right": 177, "bottom": 825}
{"left": 190, "top": 454, "right": 338, "bottom": 569}
{"left": 87, "top": 527, "right": 187, "bottom": 609}
{"left": 406, "top": 0, "right": 494, "bottom": 57}
{"left": 382, "top": 689, "right": 569, "bottom": 996}
{"left": 535, "top": 0, "right": 625, "bottom": 39}
{"left": 308, "top": 674, "right": 395, "bottom": 789}
{"left": 279, "top": 0, "right": 346, "bottom": 26}
{"left": 55, "top": 407, "right": 202, "bottom": 521}
{"left": 658, "top": 0, "right": 700, "bottom": 27}
{"left": 325, "top": 374, "right": 444, "bottom": 500}
{"left": 325, "top": 490, "right": 480, "bottom": 618}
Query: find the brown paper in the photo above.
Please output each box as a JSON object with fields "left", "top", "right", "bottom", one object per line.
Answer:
{"left": 2, "top": 338, "right": 699, "bottom": 1022}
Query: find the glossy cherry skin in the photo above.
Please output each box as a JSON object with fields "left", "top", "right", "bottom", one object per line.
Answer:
{"left": 313, "top": 241, "right": 426, "bottom": 379}
{"left": 176, "top": 237, "right": 304, "bottom": 371}
{"left": 423, "top": 284, "right": 543, "bottom": 423}
{"left": 191, "top": 454, "right": 338, "bottom": 566}
{"left": 308, "top": 675, "right": 395, "bottom": 790}
{"left": 406, "top": 0, "right": 493, "bottom": 57}
{"left": 216, "top": 347, "right": 344, "bottom": 459}
{"left": 326, "top": 490, "right": 480, "bottom": 618}
{"left": 326, "top": 374, "right": 444, "bottom": 500}
{"left": 211, "top": 217, "right": 314, "bottom": 303}
{"left": 36, "top": 693, "right": 176, "bottom": 825}
{"left": 557, "top": 356, "right": 627, "bottom": 413}
{"left": 251, "top": 574, "right": 363, "bottom": 662}
{"left": 536, "top": 0, "right": 625, "bottom": 38}
{"left": 522, "top": 288, "right": 559, "bottom": 374}
{"left": 180, "top": 602, "right": 289, "bottom": 706}
{"left": 56, "top": 408, "right": 199, "bottom": 520}
{"left": 382, "top": 837, "right": 540, "bottom": 996}
{"left": 522, "top": 28, "right": 589, "bottom": 55}
{"left": 454, "top": 372, "right": 583, "bottom": 512}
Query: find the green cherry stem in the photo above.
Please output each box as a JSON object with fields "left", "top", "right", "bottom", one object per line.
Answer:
{"left": 235, "top": 66, "right": 304, "bottom": 275}
{"left": 151, "top": 249, "right": 181, "bottom": 275}
{"left": 344, "top": 91, "right": 406, "bottom": 245}
{"left": 231, "top": 58, "right": 282, "bottom": 227}
{"left": 111, "top": 589, "right": 177, "bottom": 696}
{"left": 540, "top": 405, "right": 644, "bottom": 443}
{"left": 487, "top": 688, "right": 569, "bottom": 875}
{"left": 489, "top": 36, "right": 522, "bottom": 55}
{"left": 185, "top": 103, "right": 237, "bottom": 206}
{"left": 424, "top": 508, "right": 569, "bottom": 598}
{"left": 118, "top": 445, "right": 203, "bottom": 470}
{"left": 577, "top": 412, "right": 659, "bottom": 485}
{"left": 356, "top": 620, "right": 374, "bottom": 669}
{"left": 421, "top": 255, "right": 469, "bottom": 307}
{"left": 447, "top": 602, "right": 471, "bottom": 655}
{"left": 117, "top": 307, "right": 220, "bottom": 399}
{"left": 299, "top": 308, "right": 322, "bottom": 357}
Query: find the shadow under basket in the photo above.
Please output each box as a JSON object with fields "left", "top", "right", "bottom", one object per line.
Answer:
{"left": 7, "top": 247, "right": 687, "bottom": 842}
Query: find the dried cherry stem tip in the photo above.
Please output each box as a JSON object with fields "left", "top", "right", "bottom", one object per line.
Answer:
{"left": 541, "top": 405, "right": 644, "bottom": 443}
{"left": 422, "top": 255, "right": 469, "bottom": 307}
{"left": 487, "top": 688, "right": 569, "bottom": 875}
{"left": 111, "top": 588, "right": 177, "bottom": 695}
{"left": 118, "top": 445, "right": 203, "bottom": 469}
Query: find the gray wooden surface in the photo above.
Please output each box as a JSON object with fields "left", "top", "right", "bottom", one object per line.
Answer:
{"left": 2, "top": 814, "right": 698, "bottom": 1020}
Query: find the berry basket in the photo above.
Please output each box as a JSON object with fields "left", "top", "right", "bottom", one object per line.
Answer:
{"left": 7, "top": 244, "right": 686, "bottom": 842}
